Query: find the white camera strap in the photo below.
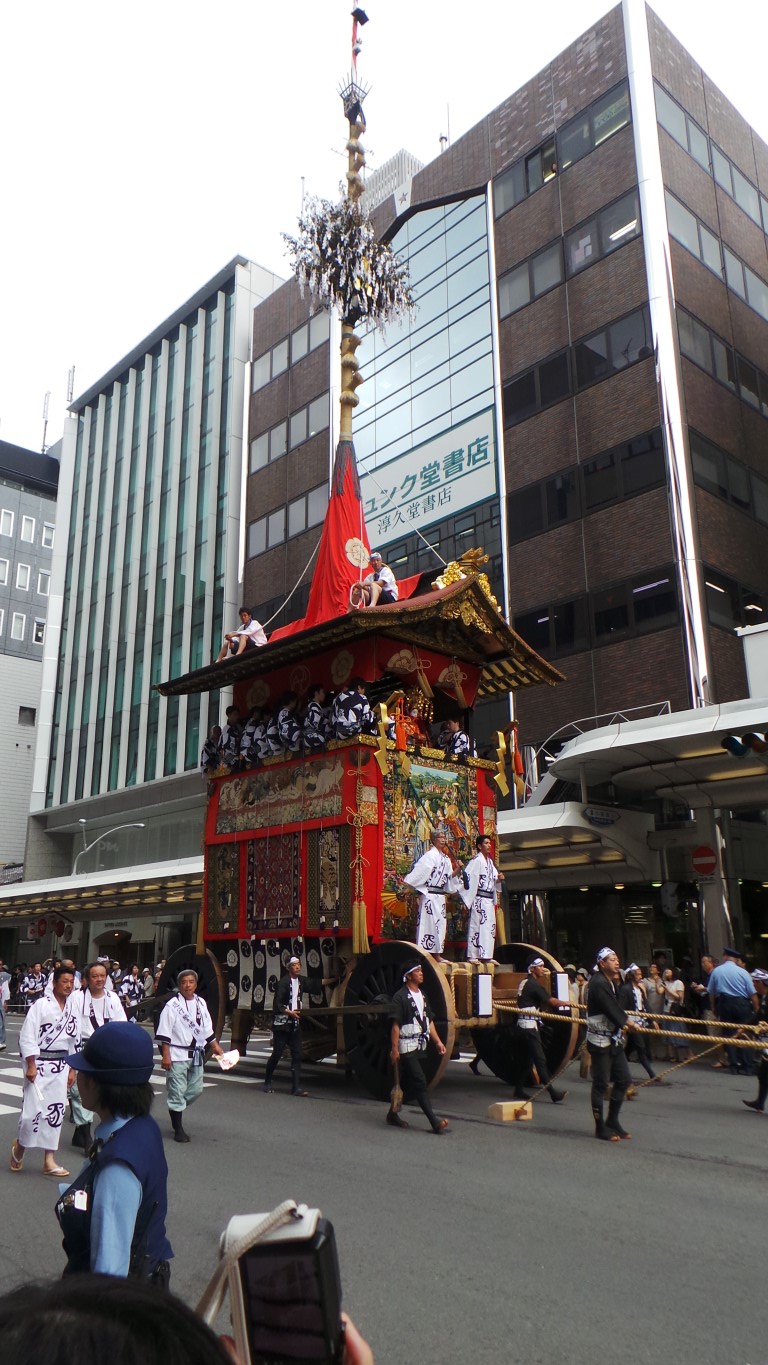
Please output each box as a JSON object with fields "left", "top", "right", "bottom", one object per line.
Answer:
{"left": 196, "top": 1200, "right": 304, "bottom": 1326}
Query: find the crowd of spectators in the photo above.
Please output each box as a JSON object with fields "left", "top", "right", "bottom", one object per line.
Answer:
{"left": 0, "top": 955, "right": 167, "bottom": 1014}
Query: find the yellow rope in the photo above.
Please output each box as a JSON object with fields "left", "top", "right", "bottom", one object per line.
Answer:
{"left": 494, "top": 1002, "right": 768, "bottom": 1049}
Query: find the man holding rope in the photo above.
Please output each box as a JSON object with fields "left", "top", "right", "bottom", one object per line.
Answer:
{"left": 586, "top": 948, "right": 635, "bottom": 1142}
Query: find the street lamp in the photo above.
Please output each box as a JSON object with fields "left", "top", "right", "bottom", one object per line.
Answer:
{"left": 73, "top": 822, "right": 145, "bottom": 875}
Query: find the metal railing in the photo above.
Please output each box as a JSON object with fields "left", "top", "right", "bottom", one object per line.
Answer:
{"left": 522, "top": 701, "right": 672, "bottom": 803}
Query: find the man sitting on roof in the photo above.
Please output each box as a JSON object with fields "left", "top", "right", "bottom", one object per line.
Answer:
{"left": 349, "top": 551, "right": 399, "bottom": 609}
{"left": 214, "top": 606, "right": 267, "bottom": 661}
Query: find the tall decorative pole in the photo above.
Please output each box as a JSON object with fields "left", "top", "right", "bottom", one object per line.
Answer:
{"left": 282, "top": 7, "right": 413, "bottom": 955}
{"left": 337, "top": 7, "right": 370, "bottom": 443}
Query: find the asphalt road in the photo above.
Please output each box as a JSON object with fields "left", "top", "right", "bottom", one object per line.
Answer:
{"left": 0, "top": 1013, "right": 765, "bottom": 1364}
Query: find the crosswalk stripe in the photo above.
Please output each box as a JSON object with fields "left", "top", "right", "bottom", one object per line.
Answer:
{"left": 0, "top": 1082, "right": 23, "bottom": 1099}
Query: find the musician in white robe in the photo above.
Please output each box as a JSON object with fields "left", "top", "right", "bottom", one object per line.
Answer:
{"left": 156, "top": 969, "right": 223, "bottom": 1143}
{"left": 460, "top": 834, "right": 504, "bottom": 962}
{"left": 404, "top": 830, "right": 463, "bottom": 961}
{"left": 68, "top": 961, "right": 127, "bottom": 1149}
{"left": 11, "top": 966, "right": 80, "bottom": 1177}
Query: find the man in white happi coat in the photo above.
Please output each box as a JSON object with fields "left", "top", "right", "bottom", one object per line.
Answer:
{"left": 156, "top": 968, "right": 224, "bottom": 1143}
{"left": 404, "top": 830, "right": 463, "bottom": 961}
{"left": 67, "top": 960, "right": 127, "bottom": 1150}
{"left": 460, "top": 834, "right": 504, "bottom": 962}
{"left": 11, "top": 966, "right": 80, "bottom": 1177}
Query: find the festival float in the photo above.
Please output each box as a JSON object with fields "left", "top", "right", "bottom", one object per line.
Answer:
{"left": 155, "top": 7, "right": 576, "bottom": 1098}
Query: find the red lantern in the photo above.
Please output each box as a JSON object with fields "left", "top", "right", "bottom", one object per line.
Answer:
{"left": 37, "top": 917, "right": 48, "bottom": 939}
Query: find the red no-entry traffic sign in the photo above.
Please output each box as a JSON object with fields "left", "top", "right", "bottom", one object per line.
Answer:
{"left": 692, "top": 845, "right": 718, "bottom": 877}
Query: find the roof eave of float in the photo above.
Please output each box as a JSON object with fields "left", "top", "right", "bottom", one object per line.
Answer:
{"left": 155, "top": 577, "right": 564, "bottom": 698}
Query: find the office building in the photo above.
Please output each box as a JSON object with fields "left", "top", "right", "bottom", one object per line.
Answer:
{"left": 243, "top": 1, "right": 768, "bottom": 961}
{"left": 0, "top": 258, "right": 282, "bottom": 965}
{"left": 0, "top": 439, "right": 58, "bottom": 888}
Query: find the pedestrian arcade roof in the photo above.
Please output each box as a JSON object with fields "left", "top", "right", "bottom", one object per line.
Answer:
{"left": 0, "top": 858, "right": 203, "bottom": 925}
{"left": 497, "top": 803, "right": 659, "bottom": 890}
{"left": 544, "top": 697, "right": 768, "bottom": 811}
{"left": 156, "top": 571, "right": 564, "bottom": 701}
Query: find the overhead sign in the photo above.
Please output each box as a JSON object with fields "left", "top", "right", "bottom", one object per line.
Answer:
{"left": 691, "top": 845, "right": 718, "bottom": 878}
{"left": 359, "top": 409, "right": 497, "bottom": 548}
{"left": 583, "top": 806, "right": 619, "bottom": 828}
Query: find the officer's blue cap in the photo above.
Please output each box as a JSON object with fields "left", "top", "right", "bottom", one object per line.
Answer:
{"left": 723, "top": 946, "right": 743, "bottom": 959}
{"left": 66, "top": 1021, "right": 154, "bottom": 1084}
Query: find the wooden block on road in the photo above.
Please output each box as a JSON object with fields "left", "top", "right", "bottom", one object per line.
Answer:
{"left": 487, "top": 1100, "right": 532, "bottom": 1122}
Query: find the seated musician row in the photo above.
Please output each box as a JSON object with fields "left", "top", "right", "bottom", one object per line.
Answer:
{"left": 200, "top": 684, "right": 472, "bottom": 775}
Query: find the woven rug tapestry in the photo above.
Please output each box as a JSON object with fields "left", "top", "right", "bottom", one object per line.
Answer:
{"left": 206, "top": 841, "right": 240, "bottom": 935}
{"left": 306, "top": 826, "right": 351, "bottom": 930}
{"left": 246, "top": 834, "right": 301, "bottom": 933}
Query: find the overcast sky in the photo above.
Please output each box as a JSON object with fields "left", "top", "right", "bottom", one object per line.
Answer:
{"left": 2, "top": 0, "right": 767, "bottom": 453}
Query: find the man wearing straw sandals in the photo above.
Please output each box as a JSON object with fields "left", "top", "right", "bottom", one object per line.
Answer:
{"left": 10, "top": 965, "right": 80, "bottom": 1177}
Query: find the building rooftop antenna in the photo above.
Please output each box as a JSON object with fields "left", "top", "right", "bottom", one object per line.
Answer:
{"left": 41, "top": 391, "right": 51, "bottom": 454}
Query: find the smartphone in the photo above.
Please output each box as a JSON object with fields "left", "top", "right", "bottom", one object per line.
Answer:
{"left": 225, "top": 1209, "right": 343, "bottom": 1365}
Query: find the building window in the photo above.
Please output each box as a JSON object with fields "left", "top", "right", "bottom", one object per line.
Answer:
{"left": 33, "top": 619, "right": 45, "bottom": 645}
{"left": 41, "top": 523, "right": 54, "bottom": 549}
{"left": 654, "top": 81, "right": 768, "bottom": 234}
{"left": 16, "top": 563, "right": 30, "bottom": 591}
{"left": 308, "top": 393, "right": 329, "bottom": 437}
{"left": 677, "top": 307, "right": 768, "bottom": 417}
{"left": 267, "top": 507, "right": 286, "bottom": 549}
{"left": 0, "top": 609, "right": 3, "bottom": 634}
{"left": 37, "top": 570, "right": 50, "bottom": 596}
{"left": 704, "top": 569, "right": 765, "bottom": 630}
{"left": 289, "top": 408, "right": 308, "bottom": 450}
{"left": 253, "top": 313, "right": 330, "bottom": 393}
{"left": 514, "top": 565, "right": 679, "bottom": 658}
{"left": 18, "top": 706, "right": 36, "bottom": 726}
{"left": 287, "top": 482, "right": 327, "bottom": 540}
{"left": 565, "top": 189, "right": 641, "bottom": 276}
{"left": 666, "top": 190, "right": 768, "bottom": 325}
{"left": 0, "top": 510, "right": 13, "bottom": 537}
{"left": 247, "top": 518, "right": 266, "bottom": 559}
{"left": 291, "top": 323, "right": 309, "bottom": 363}
{"left": 498, "top": 242, "right": 564, "bottom": 319}
{"left": 10, "top": 612, "right": 25, "bottom": 641}
{"left": 574, "top": 306, "right": 652, "bottom": 390}
{"left": 503, "top": 349, "right": 571, "bottom": 426}
{"left": 251, "top": 352, "right": 271, "bottom": 392}
{"left": 690, "top": 429, "right": 768, "bottom": 524}
{"left": 0, "top": 558, "right": 7, "bottom": 585}
{"left": 20, "top": 516, "right": 35, "bottom": 543}
{"left": 557, "top": 80, "right": 630, "bottom": 170}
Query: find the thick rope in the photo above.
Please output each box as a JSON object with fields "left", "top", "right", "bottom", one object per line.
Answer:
{"left": 494, "top": 1002, "right": 768, "bottom": 1049}
{"left": 261, "top": 538, "right": 321, "bottom": 628}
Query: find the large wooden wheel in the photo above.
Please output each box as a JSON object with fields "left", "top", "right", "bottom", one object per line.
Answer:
{"left": 149, "top": 946, "right": 226, "bottom": 1041}
{"left": 470, "top": 942, "right": 578, "bottom": 1087}
{"left": 341, "top": 941, "right": 455, "bottom": 1101}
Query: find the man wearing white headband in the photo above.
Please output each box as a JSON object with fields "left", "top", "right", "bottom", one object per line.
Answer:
{"left": 404, "top": 831, "right": 463, "bottom": 962}
{"left": 262, "top": 955, "right": 334, "bottom": 1097}
{"left": 513, "top": 958, "right": 569, "bottom": 1104}
{"left": 586, "top": 948, "right": 636, "bottom": 1142}
{"left": 386, "top": 962, "right": 449, "bottom": 1134}
{"left": 743, "top": 968, "right": 768, "bottom": 1114}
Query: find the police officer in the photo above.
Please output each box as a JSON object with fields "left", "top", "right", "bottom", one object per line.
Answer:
{"left": 708, "top": 946, "right": 758, "bottom": 1075}
{"left": 56, "top": 1022, "right": 173, "bottom": 1282}
{"left": 743, "top": 968, "right": 768, "bottom": 1114}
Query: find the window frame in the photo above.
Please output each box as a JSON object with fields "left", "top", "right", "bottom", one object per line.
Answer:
{"left": 32, "top": 618, "right": 46, "bottom": 645}
{"left": 10, "top": 612, "right": 25, "bottom": 641}
{"left": 0, "top": 509, "right": 14, "bottom": 538}
{"left": 41, "top": 522, "right": 55, "bottom": 549}
{"left": 16, "top": 562, "right": 31, "bottom": 591}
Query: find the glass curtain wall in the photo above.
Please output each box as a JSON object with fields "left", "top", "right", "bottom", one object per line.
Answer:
{"left": 46, "top": 281, "right": 235, "bottom": 807}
